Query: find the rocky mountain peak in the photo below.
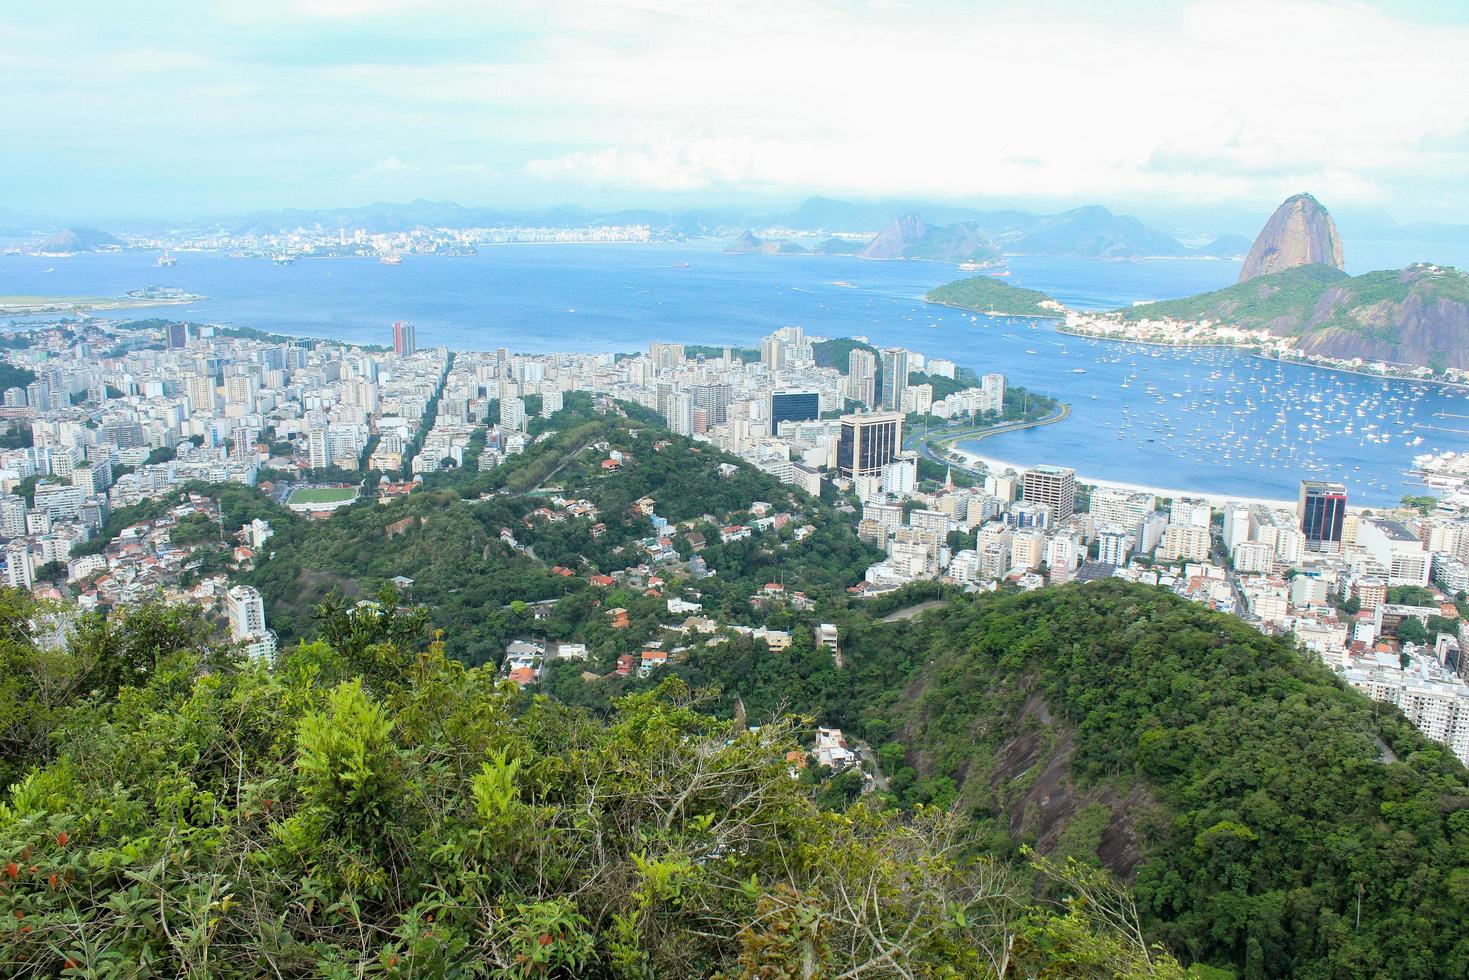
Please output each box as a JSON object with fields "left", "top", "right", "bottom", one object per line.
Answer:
{"left": 1238, "top": 193, "right": 1344, "bottom": 282}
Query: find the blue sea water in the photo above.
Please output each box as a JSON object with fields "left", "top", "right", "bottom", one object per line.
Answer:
{"left": 1, "top": 244, "right": 1464, "bottom": 506}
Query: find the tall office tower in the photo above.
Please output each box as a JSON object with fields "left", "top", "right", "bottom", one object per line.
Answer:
{"left": 880, "top": 348, "right": 909, "bottom": 412}
{"left": 837, "top": 412, "right": 903, "bottom": 478}
{"left": 769, "top": 389, "right": 820, "bottom": 431}
{"left": 165, "top": 322, "right": 190, "bottom": 349}
{"left": 691, "top": 382, "right": 733, "bottom": 426}
{"left": 761, "top": 335, "right": 784, "bottom": 372}
{"left": 1298, "top": 480, "right": 1347, "bottom": 552}
{"left": 849, "top": 349, "right": 877, "bottom": 408}
{"left": 393, "top": 320, "right": 417, "bottom": 356}
{"left": 1022, "top": 464, "right": 1077, "bottom": 522}
{"left": 648, "top": 343, "right": 685, "bottom": 371}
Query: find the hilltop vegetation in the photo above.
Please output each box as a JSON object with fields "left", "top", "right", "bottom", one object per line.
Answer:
{"left": 1119, "top": 264, "right": 1349, "bottom": 326}
{"left": 926, "top": 276, "right": 1064, "bottom": 318}
{"left": 0, "top": 589, "right": 1188, "bottom": 977}
{"left": 246, "top": 402, "right": 876, "bottom": 669}
{"left": 1122, "top": 263, "right": 1469, "bottom": 371}
{"left": 837, "top": 583, "right": 1469, "bottom": 977}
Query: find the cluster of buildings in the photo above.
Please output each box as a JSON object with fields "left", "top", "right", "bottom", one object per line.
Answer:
{"left": 118, "top": 223, "right": 661, "bottom": 264}
{"left": 1060, "top": 308, "right": 1468, "bottom": 386}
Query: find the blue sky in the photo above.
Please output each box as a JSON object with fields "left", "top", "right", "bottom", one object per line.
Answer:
{"left": 4, "top": 0, "right": 1469, "bottom": 223}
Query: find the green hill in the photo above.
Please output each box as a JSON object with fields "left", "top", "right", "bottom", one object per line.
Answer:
{"left": 1120, "top": 264, "right": 1348, "bottom": 327}
{"left": 926, "top": 275, "right": 1063, "bottom": 318}
{"left": 1122, "top": 263, "right": 1469, "bottom": 371}
{"left": 840, "top": 582, "right": 1469, "bottom": 977}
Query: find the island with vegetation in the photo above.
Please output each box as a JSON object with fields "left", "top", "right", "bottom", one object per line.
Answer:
{"left": 925, "top": 275, "right": 1064, "bottom": 318}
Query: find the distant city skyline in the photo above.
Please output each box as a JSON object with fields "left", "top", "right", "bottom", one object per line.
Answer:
{"left": 4, "top": 1, "right": 1469, "bottom": 223}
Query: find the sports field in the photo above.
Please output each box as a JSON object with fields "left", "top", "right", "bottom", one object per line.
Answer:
{"left": 287, "top": 486, "right": 358, "bottom": 505}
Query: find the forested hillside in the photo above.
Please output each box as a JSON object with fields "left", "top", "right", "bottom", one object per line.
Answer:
{"left": 836, "top": 584, "right": 1469, "bottom": 977}
{"left": 0, "top": 590, "right": 1184, "bottom": 977}
{"left": 246, "top": 405, "right": 876, "bottom": 669}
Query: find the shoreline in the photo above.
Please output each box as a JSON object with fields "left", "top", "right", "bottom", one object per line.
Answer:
{"left": 1056, "top": 324, "right": 1469, "bottom": 392}
{"left": 926, "top": 298, "right": 1065, "bottom": 321}
{"left": 958, "top": 448, "right": 1297, "bottom": 509}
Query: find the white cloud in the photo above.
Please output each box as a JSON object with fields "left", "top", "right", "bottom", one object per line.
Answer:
{"left": 350, "top": 155, "right": 422, "bottom": 180}
{"left": 503, "top": 0, "right": 1469, "bottom": 213}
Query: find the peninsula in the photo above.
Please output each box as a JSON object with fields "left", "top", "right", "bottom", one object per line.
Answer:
{"left": 0, "top": 287, "right": 205, "bottom": 316}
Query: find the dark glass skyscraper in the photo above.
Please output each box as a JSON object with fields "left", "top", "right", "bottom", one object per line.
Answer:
{"left": 770, "top": 389, "right": 819, "bottom": 430}
{"left": 1298, "top": 480, "right": 1347, "bottom": 552}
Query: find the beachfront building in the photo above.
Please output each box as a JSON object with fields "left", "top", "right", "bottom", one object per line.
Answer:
{"left": 1022, "top": 465, "right": 1077, "bottom": 522}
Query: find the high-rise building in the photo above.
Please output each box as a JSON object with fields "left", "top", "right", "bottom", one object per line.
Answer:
{"left": 880, "top": 348, "right": 909, "bottom": 412}
{"left": 1022, "top": 464, "right": 1077, "bottom": 522}
{"left": 664, "top": 392, "right": 694, "bottom": 436}
{"left": 0, "top": 495, "right": 26, "bottom": 539}
{"left": 501, "top": 397, "right": 527, "bottom": 432}
{"left": 165, "top": 322, "right": 190, "bottom": 349}
{"left": 647, "top": 343, "right": 684, "bottom": 371}
{"left": 4, "top": 541, "right": 32, "bottom": 590}
{"left": 227, "top": 585, "right": 276, "bottom": 662}
{"left": 307, "top": 427, "right": 330, "bottom": 470}
{"left": 1358, "top": 518, "right": 1430, "bottom": 586}
{"left": 979, "top": 374, "right": 1007, "bottom": 414}
{"left": 1298, "top": 480, "right": 1347, "bottom": 552}
{"left": 769, "top": 390, "right": 820, "bottom": 430}
{"left": 760, "top": 336, "right": 784, "bottom": 372}
{"left": 691, "top": 383, "right": 733, "bottom": 426}
{"left": 393, "top": 320, "right": 417, "bottom": 357}
{"left": 837, "top": 412, "right": 902, "bottom": 478}
{"left": 848, "top": 349, "right": 877, "bottom": 408}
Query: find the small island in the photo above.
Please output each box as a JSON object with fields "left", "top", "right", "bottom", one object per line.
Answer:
{"left": 925, "top": 276, "right": 1064, "bottom": 319}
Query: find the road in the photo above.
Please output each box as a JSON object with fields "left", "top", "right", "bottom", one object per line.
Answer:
{"left": 880, "top": 598, "right": 948, "bottom": 623}
{"left": 907, "top": 403, "right": 1071, "bottom": 478}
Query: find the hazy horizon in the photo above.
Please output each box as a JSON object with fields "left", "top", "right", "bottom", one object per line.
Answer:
{"left": 6, "top": 1, "right": 1469, "bottom": 226}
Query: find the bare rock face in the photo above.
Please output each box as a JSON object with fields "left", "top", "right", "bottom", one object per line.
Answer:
{"left": 1238, "top": 193, "right": 1344, "bottom": 282}
{"left": 861, "top": 213, "right": 927, "bottom": 260}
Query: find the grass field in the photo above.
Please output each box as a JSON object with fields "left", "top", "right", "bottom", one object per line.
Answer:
{"left": 287, "top": 486, "right": 358, "bottom": 505}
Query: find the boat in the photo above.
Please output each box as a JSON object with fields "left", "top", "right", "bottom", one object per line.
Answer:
{"left": 380, "top": 252, "right": 402, "bottom": 266}
{"left": 271, "top": 255, "right": 294, "bottom": 266}
{"left": 1070, "top": 368, "right": 1086, "bottom": 374}
{"left": 1025, "top": 349, "right": 1038, "bottom": 355}
{"left": 156, "top": 251, "right": 178, "bottom": 268}
{"left": 831, "top": 280, "right": 855, "bottom": 288}
{"left": 673, "top": 261, "right": 690, "bottom": 269}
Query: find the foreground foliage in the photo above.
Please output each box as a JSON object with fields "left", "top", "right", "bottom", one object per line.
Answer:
{"left": 0, "top": 591, "right": 1181, "bottom": 977}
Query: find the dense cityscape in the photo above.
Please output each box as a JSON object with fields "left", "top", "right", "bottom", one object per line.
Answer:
{"left": 2, "top": 309, "right": 1467, "bottom": 768}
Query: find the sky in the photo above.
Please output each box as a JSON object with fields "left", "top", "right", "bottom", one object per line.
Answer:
{"left": 4, "top": 0, "right": 1469, "bottom": 225}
